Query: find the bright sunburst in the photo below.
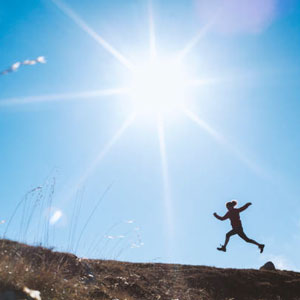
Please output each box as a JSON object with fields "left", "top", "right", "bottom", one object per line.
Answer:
{"left": 2, "top": 0, "right": 262, "bottom": 247}
{"left": 1, "top": 0, "right": 261, "bottom": 192}
{"left": 129, "top": 57, "right": 189, "bottom": 115}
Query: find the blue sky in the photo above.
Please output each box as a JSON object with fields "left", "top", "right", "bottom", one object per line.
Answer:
{"left": 1, "top": 0, "right": 300, "bottom": 271}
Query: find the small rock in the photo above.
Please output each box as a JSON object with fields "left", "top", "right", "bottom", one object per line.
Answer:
{"left": 23, "top": 287, "right": 41, "bottom": 300}
{"left": 260, "top": 261, "right": 276, "bottom": 271}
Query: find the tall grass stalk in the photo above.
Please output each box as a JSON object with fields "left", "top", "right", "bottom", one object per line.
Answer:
{"left": 74, "top": 182, "right": 114, "bottom": 253}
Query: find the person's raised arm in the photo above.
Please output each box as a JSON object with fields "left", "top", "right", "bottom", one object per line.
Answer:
{"left": 213, "top": 212, "right": 229, "bottom": 221}
{"left": 238, "top": 202, "right": 252, "bottom": 212}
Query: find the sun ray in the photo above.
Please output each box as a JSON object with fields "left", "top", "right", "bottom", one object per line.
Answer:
{"left": 75, "top": 112, "right": 136, "bottom": 190}
{"left": 186, "top": 71, "right": 259, "bottom": 88}
{"left": 157, "top": 114, "right": 174, "bottom": 236}
{"left": 148, "top": 0, "right": 157, "bottom": 60}
{"left": 59, "top": 112, "right": 136, "bottom": 209}
{"left": 183, "top": 107, "right": 264, "bottom": 176}
{"left": 55, "top": 113, "right": 136, "bottom": 225}
{"left": 177, "top": 12, "right": 219, "bottom": 60}
{"left": 0, "top": 88, "right": 128, "bottom": 107}
{"left": 51, "top": 0, "right": 134, "bottom": 70}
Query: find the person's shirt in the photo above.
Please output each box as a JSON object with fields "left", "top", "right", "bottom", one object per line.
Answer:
{"left": 216, "top": 203, "right": 251, "bottom": 229}
{"left": 224, "top": 208, "right": 242, "bottom": 229}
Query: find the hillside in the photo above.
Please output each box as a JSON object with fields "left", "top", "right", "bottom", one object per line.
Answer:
{"left": 0, "top": 239, "right": 300, "bottom": 300}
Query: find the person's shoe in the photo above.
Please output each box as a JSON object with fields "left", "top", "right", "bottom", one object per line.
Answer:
{"left": 217, "top": 245, "right": 226, "bottom": 252}
{"left": 259, "top": 244, "right": 265, "bottom": 253}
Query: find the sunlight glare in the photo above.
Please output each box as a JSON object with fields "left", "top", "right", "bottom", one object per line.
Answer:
{"left": 177, "top": 11, "right": 220, "bottom": 60}
{"left": 0, "top": 88, "right": 128, "bottom": 107}
{"left": 148, "top": 0, "right": 156, "bottom": 60}
{"left": 52, "top": 0, "right": 134, "bottom": 70}
{"left": 157, "top": 116, "right": 172, "bottom": 231}
{"left": 183, "top": 107, "right": 264, "bottom": 176}
{"left": 75, "top": 113, "right": 136, "bottom": 189}
{"left": 59, "top": 113, "right": 136, "bottom": 208}
{"left": 129, "top": 58, "right": 188, "bottom": 116}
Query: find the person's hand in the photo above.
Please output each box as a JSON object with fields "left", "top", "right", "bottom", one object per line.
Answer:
{"left": 213, "top": 212, "right": 217, "bottom": 217}
{"left": 247, "top": 202, "right": 252, "bottom": 206}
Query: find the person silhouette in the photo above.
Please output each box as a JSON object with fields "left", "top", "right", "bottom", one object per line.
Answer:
{"left": 213, "top": 200, "right": 264, "bottom": 253}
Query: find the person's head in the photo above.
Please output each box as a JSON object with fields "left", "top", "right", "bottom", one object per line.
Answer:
{"left": 226, "top": 199, "right": 238, "bottom": 210}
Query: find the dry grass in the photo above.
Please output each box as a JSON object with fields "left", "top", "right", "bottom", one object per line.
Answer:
{"left": 1, "top": 239, "right": 300, "bottom": 300}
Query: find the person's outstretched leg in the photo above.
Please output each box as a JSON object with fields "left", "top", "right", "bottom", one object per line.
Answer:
{"left": 217, "top": 229, "right": 236, "bottom": 252}
{"left": 238, "top": 230, "right": 265, "bottom": 253}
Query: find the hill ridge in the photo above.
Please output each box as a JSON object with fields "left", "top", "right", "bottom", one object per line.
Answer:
{"left": 0, "top": 239, "right": 300, "bottom": 300}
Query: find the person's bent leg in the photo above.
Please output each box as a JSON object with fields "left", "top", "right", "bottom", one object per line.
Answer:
{"left": 238, "top": 230, "right": 263, "bottom": 247}
{"left": 224, "top": 229, "right": 236, "bottom": 248}
{"left": 217, "top": 229, "right": 237, "bottom": 252}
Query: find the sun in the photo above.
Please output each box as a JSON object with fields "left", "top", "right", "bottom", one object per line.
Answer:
{"left": 128, "top": 57, "right": 189, "bottom": 116}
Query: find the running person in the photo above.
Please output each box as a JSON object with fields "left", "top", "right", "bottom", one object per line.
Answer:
{"left": 213, "top": 200, "right": 264, "bottom": 253}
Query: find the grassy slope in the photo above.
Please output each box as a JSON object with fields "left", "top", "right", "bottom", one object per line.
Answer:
{"left": 0, "top": 239, "right": 300, "bottom": 300}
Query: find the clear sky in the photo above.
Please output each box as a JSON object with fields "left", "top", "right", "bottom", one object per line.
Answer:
{"left": 1, "top": 0, "right": 300, "bottom": 271}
